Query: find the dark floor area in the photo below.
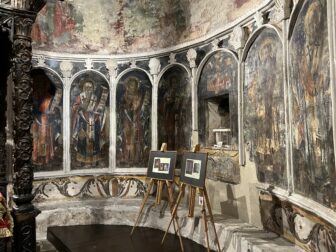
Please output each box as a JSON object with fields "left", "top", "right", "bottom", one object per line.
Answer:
{"left": 47, "top": 225, "right": 213, "bottom": 252}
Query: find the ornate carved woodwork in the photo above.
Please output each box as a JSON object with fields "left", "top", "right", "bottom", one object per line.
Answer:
{"left": 0, "top": 1, "right": 51, "bottom": 250}
{"left": 11, "top": 12, "right": 40, "bottom": 252}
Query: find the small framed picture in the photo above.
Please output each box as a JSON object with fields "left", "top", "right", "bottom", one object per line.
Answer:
{"left": 147, "top": 151, "right": 177, "bottom": 181}
{"left": 180, "top": 152, "right": 208, "bottom": 188}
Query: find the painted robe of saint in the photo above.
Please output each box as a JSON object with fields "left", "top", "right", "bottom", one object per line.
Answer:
{"left": 32, "top": 75, "right": 62, "bottom": 167}
{"left": 72, "top": 79, "right": 108, "bottom": 164}
{"left": 120, "top": 77, "right": 150, "bottom": 166}
{"left": 291, "top": 0, "right": 334, "bottom": 199}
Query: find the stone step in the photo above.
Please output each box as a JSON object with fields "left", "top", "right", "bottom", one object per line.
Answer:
{"left": 36, "top": 198, "right": 303, "bottom": 252}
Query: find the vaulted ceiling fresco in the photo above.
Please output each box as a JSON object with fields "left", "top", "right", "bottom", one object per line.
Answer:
{"left": 31, "top": 0, "right": 263, "bottom": 54}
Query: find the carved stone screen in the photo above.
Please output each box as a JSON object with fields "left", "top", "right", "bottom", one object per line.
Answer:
{"left": 244, "top": 29, "right": 287, "bottom": 188}
{"left": 116, "top": 70, "right": 152, "bottom": 168}
{"left": 290, "top": 0, "right": 335, "bottom": 209}
{"left": 70, "top": 72, "right": 110, "bottom": 170}
{"left": 158, "top": 66, "right": 191, "bottom": 153}
{"left": 198, "top": 51, "right": 238, "bottom": 149}
{"left": 32, "top": 69, "right": 63, "bottom": 172}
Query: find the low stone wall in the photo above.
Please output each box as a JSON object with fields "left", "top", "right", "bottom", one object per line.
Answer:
{"left": 35, "top": 197, "right": 302, "bottom": 252}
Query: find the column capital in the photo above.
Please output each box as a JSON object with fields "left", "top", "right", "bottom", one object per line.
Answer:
{"left": 229, "top": 26, "right": 248, "bottom": 51}
{"left": 60, "top": 61, "right": 73, "bottom": 79}
{"left": 149, "top": 57, "right": 161, "bottom": 76}
{"left": 106, "top": 59, "right": 118, "bottom": 79}
{"left": 187, "top": 48, "right": 197, "bottom": 68}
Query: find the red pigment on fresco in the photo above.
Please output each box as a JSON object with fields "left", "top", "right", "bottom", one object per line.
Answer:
{"left": 236, "top": 0, "right": 249, "bottom": 8}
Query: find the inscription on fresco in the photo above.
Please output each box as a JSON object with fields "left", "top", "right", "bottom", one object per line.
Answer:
{"left": 290, "top": 0, "right": 335, "bottom": 209}
{"left": 244, "top": 29, "right": 286, "bottom": 188}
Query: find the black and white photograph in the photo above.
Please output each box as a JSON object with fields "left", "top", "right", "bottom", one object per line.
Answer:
{"left": 147, "top": 151, "right": 177, "bottom": 180}
{"left": 180, "top": 152, "right": 208, "bottom": 188}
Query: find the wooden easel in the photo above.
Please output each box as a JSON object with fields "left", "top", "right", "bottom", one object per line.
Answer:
{"left": 130, "top": 143, "right": 184, "bottom": 251}
{"left": 161, "top": 144, "right": 221, "bottom": 252}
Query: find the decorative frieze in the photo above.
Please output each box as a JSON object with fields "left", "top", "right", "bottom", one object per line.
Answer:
{"left": 260, "top": 191, "right": 336, "bottom": 252}
{"left": 33, "top": 175, "right": 146, "bottom": 202}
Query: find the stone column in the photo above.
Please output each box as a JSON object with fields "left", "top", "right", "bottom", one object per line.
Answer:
{"left": 60, "top": 61, "right": 73, "bottom": 173}
{"left": 271, "top": 0, "right": 292, "bottom": 193}
{"left": 149, "top": 58, "right": 161, "bottom": 150}
{"left": 187, "top": 48, "right": 198, "bottom": 146}
{"left": 229, "top": 26, "right": 247, "bottom": 165}
{"left": 11, "top": 13, "right": 40, "bottom": 252}
{"left": 106, "top": 59, "right": 118, "bottom": 171}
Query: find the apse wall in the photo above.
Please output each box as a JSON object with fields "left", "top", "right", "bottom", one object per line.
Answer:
{"left": 28, "top": 0, "right": 336, "bottom": 251}
{"left": 31, "top": 0, "right": 264, "bottom": 54}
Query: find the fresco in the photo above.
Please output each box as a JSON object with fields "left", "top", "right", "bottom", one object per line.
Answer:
{"left": 116, "top": 71, "right": 152, "bottom": 168}
{"left": 31, "top": 0, "right": 263, "bottom": 54}
{"left": 158, "top": 66, "right": 191, "bottom": 152}
{"left": 290, "top": 0, "right": 335, "bottom": 209}
{"left": 31, "top": 69, "right": 63, "bottom": 172}
{"left": 260, "top": 192, "right": 336, "bottom": 252}
{"left": 70, "top": 72, "right": 110, "bottom": 170}
{"left": 244, "top": 29, "right": 286, "bottom": 188}
{"left": 198, "top": 51, "right": 238, "bottom": 149}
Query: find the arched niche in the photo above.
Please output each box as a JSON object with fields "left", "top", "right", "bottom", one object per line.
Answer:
{"left": 116, "top": 70, "right": 152, "bottom": 168}
{"left": 243, "top": 28, "right": 286, "bottom": 188}
{"left": 158, "top": 65, "right": 192, "bottom": 165}
{"left": 31, "top": 68, "right": 64, "bottom": 172}
{"left": 289, "top": 0, "right": 335, "bottom": 209}
{"left": 198, "top": 50, "right": 238, "bottom": 150}
{"left": 70, "top": 71, "right": 110, "bottom": 170}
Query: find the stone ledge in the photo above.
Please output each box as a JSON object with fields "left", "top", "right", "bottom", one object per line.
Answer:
{"left": 36, "top": 198, "right": 303, "bottom": 252}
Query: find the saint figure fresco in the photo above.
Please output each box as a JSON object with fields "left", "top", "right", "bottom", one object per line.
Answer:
{"left": 116, "top": 72, "right": 151, "bottom": 167}
{"left": 31, "top": 69, "right": 63, "bottom": 172}
{"left": 71, "top": 74, "right": 109, "bottom": 169}
{"left": 290, "top": 0, "right": 335, "bottom": 208}
{"left": 244, "top": 29, "right": 286, "bottom": 188}
{"left": 158, "top": 67, "right": 191, "bottom": 152}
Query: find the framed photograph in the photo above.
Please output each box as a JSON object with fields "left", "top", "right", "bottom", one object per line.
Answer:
{"left": 147, "top": 151, "right": 177, "bottom": 181}
{"left": 180, "top": 152, "right": 208, "bottom": 188}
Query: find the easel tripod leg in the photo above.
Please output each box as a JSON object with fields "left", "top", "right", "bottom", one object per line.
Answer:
{"left": 161, "top": 184, "right": 184, "bottom": 246}
{"left": 166, "top": 181, "right": 184, "bottom": 252}
{"left": 130, "top": 180, "right": 154, "bottom": 236}
{"left": 204, "top": 188, "right": 221, "bottom": 252}
{"left": 201, "top": 195, "right": 210, "bottom": 252}
{"left": 165, "top": 182, "right": 177, "bottom": 236}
